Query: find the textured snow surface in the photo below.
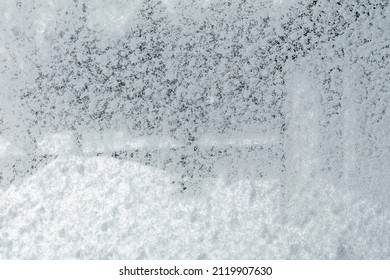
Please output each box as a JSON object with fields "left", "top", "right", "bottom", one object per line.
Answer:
{"left": 1, "top": 155, "right": 389, "bottom": 259}
{"left": 1, "top": 0, "right": 390, "bottom": 259}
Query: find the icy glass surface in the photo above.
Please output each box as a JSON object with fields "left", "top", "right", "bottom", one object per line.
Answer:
{"left": 0, "top": 0, "right": 389, "bottom": 259}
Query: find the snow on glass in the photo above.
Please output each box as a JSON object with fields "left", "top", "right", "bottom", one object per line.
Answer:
{"left": 0, "top": 0, "right": 389, "bottom": 259}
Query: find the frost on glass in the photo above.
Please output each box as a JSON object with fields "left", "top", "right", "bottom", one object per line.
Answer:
{"left": 0, "top": 0, "right": 389, "bottom": 259}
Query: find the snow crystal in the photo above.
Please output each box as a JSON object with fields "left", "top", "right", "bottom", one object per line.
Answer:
{"left": 1, "top": 0, "right": 389, "bottom": 259}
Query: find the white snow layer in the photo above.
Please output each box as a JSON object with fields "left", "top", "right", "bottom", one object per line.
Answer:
{"left": 1, "top": 155, "right": 388, "bottom": 259}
